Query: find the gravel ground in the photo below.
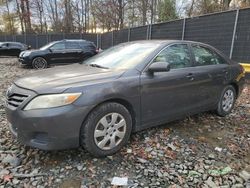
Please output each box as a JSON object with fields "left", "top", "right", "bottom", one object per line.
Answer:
{"left": 0, "top": 58, "right": 249, "bottom": 188}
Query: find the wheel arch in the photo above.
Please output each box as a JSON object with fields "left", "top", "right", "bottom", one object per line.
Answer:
{"left": 32, "top": 56, "right": 48, "bottom": 62}
{"left": 81, "top": 98, "right": 137, "bottom": 132}
{"left": 229, "top": 82, "right": 239, "bottom": 98}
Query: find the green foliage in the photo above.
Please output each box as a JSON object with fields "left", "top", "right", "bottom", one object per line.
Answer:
{"left": 1, "top": 12, "right": 18, "bottom": 34}
{"left": 158, "top": 0, "right": 178, "bottom": 22}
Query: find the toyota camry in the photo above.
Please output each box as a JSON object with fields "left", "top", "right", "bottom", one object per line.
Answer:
{"left": 4, "top": 40, "right": 245, "bottom": 157}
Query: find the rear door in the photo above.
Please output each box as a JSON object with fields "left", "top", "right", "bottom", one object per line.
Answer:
{"left": 140, "top": 43, "right": 205, "bottom": 126}
{"left": 65, "top": 41, "right": 82, "bottom": 63}
{"left": 190, "top": 44, "right": 231, "bottom": 106}
{"left": 8, "top": 43, "right": 21, "bottom": 56}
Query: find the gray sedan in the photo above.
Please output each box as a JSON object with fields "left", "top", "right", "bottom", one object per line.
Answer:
{"left": 4, "top": 40, "right": 245, "bottom": 157}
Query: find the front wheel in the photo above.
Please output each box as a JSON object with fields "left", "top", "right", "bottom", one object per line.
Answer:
{"left": 80, "top": 102, "right": 132, "bottom": 157}
{"left": 216, "top": 85, "right": 236, "bottom": 116}
{"left": 32, "top": 57, "right": 48, "bottom": 69}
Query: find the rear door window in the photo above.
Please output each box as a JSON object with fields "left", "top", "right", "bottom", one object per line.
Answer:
{"left": 192, "top": 45, "right": 226, "bottom": 66}
{"left": 9, "top": 43, "right": 21, "bottom": 48}
{"left": 65, "top": 42, "right": 80, "bottom": 49}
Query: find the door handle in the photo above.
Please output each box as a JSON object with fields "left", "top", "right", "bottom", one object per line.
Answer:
{"left": 186, "top": 73, "right": 194, "bottom": 81}
{"left": 222, "top": 68, "right": 229, "bottom": 74}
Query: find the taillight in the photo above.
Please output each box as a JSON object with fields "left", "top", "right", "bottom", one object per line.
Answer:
{"left": 96, "top": 48, "right": 103, "bottom": 53}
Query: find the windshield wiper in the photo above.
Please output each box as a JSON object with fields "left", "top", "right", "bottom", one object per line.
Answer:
{"left": 89, "top": 64, "right": 109, "bottom": 69}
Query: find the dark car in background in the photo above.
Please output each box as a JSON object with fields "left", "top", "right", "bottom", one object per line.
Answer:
{"left": 5, "top": 40, "right": 245, "bottom": 157}
{"left": 0, "top": 42, "right": 28, "bottom": 57}
{"left": 19, "top": 39, "right": 98, "bottom": 69}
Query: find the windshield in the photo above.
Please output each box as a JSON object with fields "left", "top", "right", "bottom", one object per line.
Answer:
{"left": 40, "top": 42, "right": 55, "bottom": 50}
{"left": 83, "top": 43, "right": 160, "bottom": 69}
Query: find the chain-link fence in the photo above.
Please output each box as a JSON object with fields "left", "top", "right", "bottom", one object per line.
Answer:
{"left": 0, "top": 8, "right": 250, "bottom": 62}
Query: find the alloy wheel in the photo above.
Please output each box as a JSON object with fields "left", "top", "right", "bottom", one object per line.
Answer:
{"left": 94, "top": 113, "right": 126, "bottom": 150}
{"left": 222, "top": 89, "right": 234, "bottom": 112}
{"left": 33, "top": 57, "right": 47, "bottom": 69}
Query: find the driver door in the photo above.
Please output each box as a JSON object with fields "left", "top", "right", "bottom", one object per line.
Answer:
{"left": 140, "top": 43, "right": 203, "bottom": 127}
{"left": 0, "top": 43, "right": 9, "bottom": 56}
{"left": 47, "top": 42, "right": 67, "bottom": 64}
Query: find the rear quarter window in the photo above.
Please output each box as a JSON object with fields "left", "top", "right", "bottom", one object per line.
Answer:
{"left": 79, "top": 42, "right": 96, "bottom": 49}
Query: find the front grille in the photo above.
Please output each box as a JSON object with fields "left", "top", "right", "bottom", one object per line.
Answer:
{"left": 7, "top": 93, "right": 28, "bottom": 108}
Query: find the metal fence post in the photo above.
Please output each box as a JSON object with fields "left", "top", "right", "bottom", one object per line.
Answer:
{"left": 146, "top": 25, "right": 150, "bottom": 40}
{"left": 24, "top": 33, "right": 27, "bottom": 44}
{"left": 149, "top": 24, "right": 152, "bottom": 40}
{"left": 4, "top": 34, "right": 7, "bottom": 42}
{"left": 99, "top": 34, "right": 102, "bottom": 49}
{"left": 112, "top": 31, "right": 114, "bottom": 46}
{"left": 128, "top": 27, "right": 131, "bottom": 42}
{"left": 36, "top": 34, "right": 38, "bottom": 49}
{"left": 230, "top": 9, "right": 239, "bottom": 59}
{"left": 182, "top": 18, "right": 186, "bottom": 40}
{"left": 96, "top": 34, "right": 99, "bottom": 48}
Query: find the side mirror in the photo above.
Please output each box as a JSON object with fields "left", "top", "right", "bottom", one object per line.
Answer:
{"left": 148, "top": 62, "right": 170, "bottom": 73}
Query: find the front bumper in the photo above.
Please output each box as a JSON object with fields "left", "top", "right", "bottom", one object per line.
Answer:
{"left": 4, "top": 85, "right": 93, "bottom": 150}
{"left": 19, "top": 56, "right": 32, "bottom": 65}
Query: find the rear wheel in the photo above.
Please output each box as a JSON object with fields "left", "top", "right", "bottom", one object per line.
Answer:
{"left": 32, "top": 57, "right": 47, "bottom": 69}
{"left": 80, "top": 102, "right": 132, "bottom": 157}
{"left": 216, "top": 85, "right": 236, "bottom": 116}
{"left": 82, "top": 55, "right": 92, "bottom": 62}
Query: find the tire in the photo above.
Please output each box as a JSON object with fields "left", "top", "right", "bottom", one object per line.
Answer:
{"left": 80, "top": 102, "right": 132, "bottom": 157}
{"left": 32, "top": 57, "right": 47, "bottom": 69}
{"left": 216, "top": 85, "right": 236, "bottom": 117}
{"left": 82, "top": 55, "right": 92, "bottom": 61}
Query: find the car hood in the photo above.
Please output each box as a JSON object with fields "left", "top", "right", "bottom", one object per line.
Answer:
{"left": 20, "top": 49, "right": 43, "bottom": 56}
{"left": 14, "top": 64, "right": 125, "bottom": 94}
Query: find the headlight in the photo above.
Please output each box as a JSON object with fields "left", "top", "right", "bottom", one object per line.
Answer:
{"left": 24, "top": 93, "right": 82, "bottom": 110}
{"left": 23, "top": 51, "right": 31, "bottom": 56}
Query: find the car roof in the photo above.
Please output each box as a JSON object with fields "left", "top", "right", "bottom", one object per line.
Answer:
{"left": 62, "top": 39, "right": 89, "bottom": 42}
{"left": 0, "top": 41, "right": 24, "bottom": 44}
{"left": 124, "top": 40, "right": 210, "bottom": 46}
{"left": 50, "top": 39, "right": 94, "bottom": 44}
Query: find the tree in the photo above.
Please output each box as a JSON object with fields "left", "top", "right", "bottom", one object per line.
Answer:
{"left": 158, "top": 0, "right": 178, "bottom": 22}
{"left": 15, "top": 0, "right": 25, "bottom": 34}
{"left": 1, "top": 12, "right": 18, "bottom": 34}
{"left": 0, "top": 0, "right": 18, "bottom": 34}
{"left": 183, "top": 0, "right": 235, "bottom": 16}
{"left": 33, "top": 0, "right": 47, "bottom": 33}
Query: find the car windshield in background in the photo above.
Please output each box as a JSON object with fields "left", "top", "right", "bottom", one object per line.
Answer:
{"left": 83, "top": 43, "right": 160, "bottom": 69}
